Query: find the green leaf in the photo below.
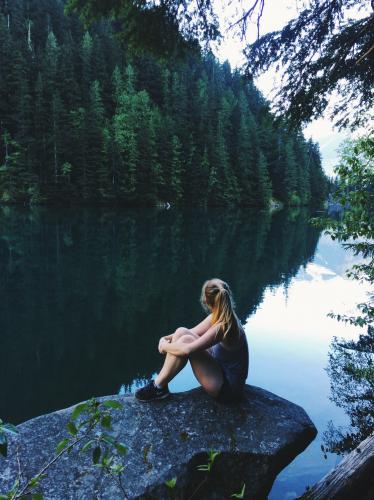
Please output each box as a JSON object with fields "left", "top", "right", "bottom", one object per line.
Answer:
{"left": 231, "top": 483, "right": 246, "bottom": 498}
{"left": 0, "top": 432, "right": 7, "bottom": 446}
{"left": 102, "top": 455, "right": 114, "bottom": 468}
{"left": 32, "top": 493, "right": 44, "bottom": 500}
{"left": 165, "top": 477, "right": 177, "bottom": 488}
{"left": 115, "top": 442, "right": 128, "bottom": 456}
{"left": 93, "top": 446, "right": 101, "bottom": 464}
{"left": 67, "top": 422, "right": 78, "bottom": 436}
{"left": 197, "top": 464, "right": 209, "bottom": 471}
{"left": 101, "top": 434, "right": 115, "bottom": 446}
{"left": 71, "top": 403, "right": 88, "bottom": 421}
{"left": 29, "top": 475, "right": 41, "bottom": 487}
{"left": 1, "top": 424, "right": 19, "bottom": 435}
{"left": 10, "top": 478, "right": 20, "bottom": 493}
{"left": 102, "top": 400, "right": 122, "bottom": 410}
{"left": 208, "top": 450, "right": 220, "bottom": 463}
{"left": 101, "top": 415, "right": 111, "bottom": 429}
{"left": 110, "top": 464, "right": 125, "bottom": 474}
{"left": 56, "top": 438, "right": 70, "bottom": 454}
{"left": 81, "top": 439, "right": 95, "bottom": 454}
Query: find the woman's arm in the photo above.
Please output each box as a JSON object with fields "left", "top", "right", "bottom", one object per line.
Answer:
{"left": 189, "top": 314, "right": 212, "bottom": 337}
{"left": 162, "top": 323, "right": 221, "bottom": 356}
{"left": 160, "top": 314, "right": 212, "bottom": 347}
{"left": 158, "top": 315, "right": 213, "bottom": 354}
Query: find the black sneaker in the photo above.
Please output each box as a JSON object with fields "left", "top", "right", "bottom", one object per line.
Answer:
{"left": 135, "top": 380, "right": 170, "bottom": 402}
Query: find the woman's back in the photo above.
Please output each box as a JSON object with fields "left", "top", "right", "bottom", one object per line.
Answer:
{"left": 209, "top": 325, "right": 249, "bottom": 392}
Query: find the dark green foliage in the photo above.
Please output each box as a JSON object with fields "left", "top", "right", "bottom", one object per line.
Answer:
{"left": 323, "top": 329, "right": 374, "bottom": 455}
{"left": 315, "top": 136, "right": 374, "bottom": 455}
{"left": 65, "top": 0, "right": 218, "bottom": 57}
{"left": 65, "top": 1, "right": 373, "bottom": 130}
{"left": 317, "top": 136, "right": 374, "bottom": 303}
{"left": 244, "top": 1, "right": 374, "bottom": 130}
{"left": 0, "top": 419, "right": 19, "bottom": 458}
{"left": 0, "top": 398, "right": 126, "bottom": 498}
{"left": 0, "top": 0, "right": 326, "bottom": 206}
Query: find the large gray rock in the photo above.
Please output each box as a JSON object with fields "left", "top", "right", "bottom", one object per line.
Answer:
{"left": 0, "top": 385, "right": 317, "bottom": 499}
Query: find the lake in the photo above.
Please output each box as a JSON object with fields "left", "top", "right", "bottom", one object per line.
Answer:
{"left": 0, "top": 206, "right": 368, "bottom": 498}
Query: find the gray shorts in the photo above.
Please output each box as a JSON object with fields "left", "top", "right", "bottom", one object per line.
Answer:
{"left": 215, "top": 371, "right": 244, "bottom": 404}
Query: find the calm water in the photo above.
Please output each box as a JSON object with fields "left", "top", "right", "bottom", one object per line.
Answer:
{"left": 0, "top": 206, "right": 368, "bottom": 498}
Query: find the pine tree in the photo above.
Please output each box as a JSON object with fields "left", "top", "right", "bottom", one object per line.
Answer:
{"left": 254, "top": 151, "right": 272, "bottom": 206}
{"left": 33, "top": 72, "right": 46, "bottom": 181}
{"left": 81, "top": 31, "right": 93, "bottom": 102}
{"left": 113, "top": 87, "right": 139, "bottom": 202}
{"left": 308, "top": 140, "right": 327, "bottom": 206}
{"left": 170, "top": 135, "right": 183, "bottom": 202}
{"left": 86, "top": 80, "right": 105, "bottom": 199}
{"left": 293, "top": 132, "right": 311, "bottom": 205}
{"left": 0, "top": 131, "right": 22, "bottom": 201}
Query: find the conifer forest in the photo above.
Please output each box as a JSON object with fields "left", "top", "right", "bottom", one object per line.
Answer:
{"left": 0, "top": 0, "right": 327, "bottom": 206}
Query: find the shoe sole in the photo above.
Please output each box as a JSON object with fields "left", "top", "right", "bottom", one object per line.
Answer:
{"left": 136, "top": 393, "right": 171, "bottom": 402}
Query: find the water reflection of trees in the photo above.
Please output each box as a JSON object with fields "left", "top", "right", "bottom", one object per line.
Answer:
{"left": 0, "top": 206, "right": 320, "bottom": 424}
{"left": 323, "top": 327, "right": 374, "bottom": 455}
{"left": 318, "top": 138, "right": 374, "bottom": 457}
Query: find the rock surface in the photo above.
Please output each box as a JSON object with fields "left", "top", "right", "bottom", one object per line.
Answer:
{"left": 0, "top": 385, "right": 317, "bottom": 499}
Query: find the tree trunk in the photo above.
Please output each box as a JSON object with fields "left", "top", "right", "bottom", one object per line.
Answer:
{"left": 300, "top": 435, "right": 374, "bottom": 500}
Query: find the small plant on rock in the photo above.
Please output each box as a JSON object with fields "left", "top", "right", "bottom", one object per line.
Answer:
{"left": 0, "top": 398, "right": 128, "bottom": 499}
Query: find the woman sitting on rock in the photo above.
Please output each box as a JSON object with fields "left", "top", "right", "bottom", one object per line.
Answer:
{"left": 135, "top": 278, "right": 249, "bottom": 404}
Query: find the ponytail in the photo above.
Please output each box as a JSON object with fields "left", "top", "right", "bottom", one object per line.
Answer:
{"left": 201, "top": 278, "right": 240, "bottom": 343}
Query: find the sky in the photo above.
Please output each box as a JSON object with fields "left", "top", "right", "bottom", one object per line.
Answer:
{"left": 214, "top": 0, "right": 351, "bottom": 177}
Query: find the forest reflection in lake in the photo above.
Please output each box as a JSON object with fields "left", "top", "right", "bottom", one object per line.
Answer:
{"left": 0, "top": 206, "right": 320, "bottom": 424}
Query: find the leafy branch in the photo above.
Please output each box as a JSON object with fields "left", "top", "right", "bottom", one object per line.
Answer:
{"left": 0, "top": 398, "right": 128, "bottom": 500}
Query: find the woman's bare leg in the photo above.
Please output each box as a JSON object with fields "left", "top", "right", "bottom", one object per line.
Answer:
{"left": 156, "top": 329, "right": 224, "bottom": 397}
{"left": 154, "top": 328, "right": 197, "bottom": 388}
{"left": 154, "top": 353, "right": 188, "bottom": 388}
{"left": 189, "top": 350, "right": 223, "bottom": 397}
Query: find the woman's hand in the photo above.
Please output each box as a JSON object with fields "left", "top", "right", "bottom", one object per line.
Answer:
{"left": 161, "top": 339, "right": 190, "bottom": 357}
{"left": 158, "top": 336, "right": 171, "bottom": 354}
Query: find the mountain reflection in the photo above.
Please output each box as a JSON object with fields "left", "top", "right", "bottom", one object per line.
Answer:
{"left": 0, "top": 206, "right": 320, "bottom": 423}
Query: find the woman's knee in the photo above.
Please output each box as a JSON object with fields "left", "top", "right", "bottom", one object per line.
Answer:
{"left": 174, "top": 327, "right": 198, "bottom": 340}
{"left": 174, "top": 327, "right": 190, "bottom": 339}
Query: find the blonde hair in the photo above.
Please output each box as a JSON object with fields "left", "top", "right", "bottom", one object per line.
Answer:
{"left": 200, "top": 278, "right": 240, "bottom": 343}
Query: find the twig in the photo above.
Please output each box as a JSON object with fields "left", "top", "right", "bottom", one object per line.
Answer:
{"left": 227, "top": 0, "right": 265, "bottom": 39}
{"left": 15, "top": 446, "right": 22, "bottom": 483}
{"left": 356, "top": 43, "right": 374, "bottom": 64}
{"left": 108, "top": 470, "right": 129, "bottom": 500}
{"left": 12, "top": 431, "right": 89, "bottom": 499}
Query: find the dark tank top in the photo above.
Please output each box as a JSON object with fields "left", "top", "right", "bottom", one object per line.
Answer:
{"left": 209, "top": 326, "right": 249, "bottom": 392}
